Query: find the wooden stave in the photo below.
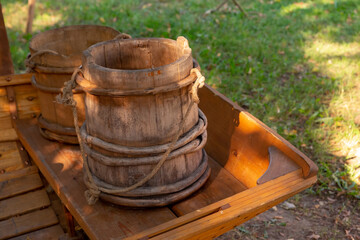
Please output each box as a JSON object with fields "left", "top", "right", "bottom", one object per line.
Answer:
{"left": 28, "top": 25, "right": 120, "bottom": 144}
{"left": 86, "top": 150, "right": 209, "bottom": 197}
{"left": 98, "top": 165, "right": 211, "bottom": 208}
{"left": 80, "top": 109, "right": 207, "bottom": 156}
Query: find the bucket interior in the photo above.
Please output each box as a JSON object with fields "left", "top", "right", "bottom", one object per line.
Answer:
{"left": 92, "top": 39, "right": 187, "bottom": 70}
{"left": 30, "top": 26, "right": 119, "bottom": 57}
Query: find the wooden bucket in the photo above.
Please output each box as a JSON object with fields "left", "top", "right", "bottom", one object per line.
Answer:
{"left": 77, "top": 38, "right": 210, "bottom": 207}
{"left": 27, "top": 25, "right": 121, "bottom": 144}
{"left": 78, "top": 37, "right": 198, "bottom": 147}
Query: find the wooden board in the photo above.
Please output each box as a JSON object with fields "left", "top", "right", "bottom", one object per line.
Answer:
{"left": 0, "top": 128, "right": 18, "bottom": 142}
{"left": 127, "top": 170, "right": 316, "bottom": 240}
{"left": 0, "top": 141, "right": 25, "bottom": 173}
{"left": 0, "top": 172, "right": 43, "bottom": 200}
{"left": 171, "top": 157, "right": 247, "bottom": 216}
{"left": 0, "top": 165, "right": 38, "bottom": 182}
{"left": 14, "top": 118, "right": 178, "bottom": 240}
{"left": 9, "top": 224, "right": 64, "bottom": 240}
{"left": 0, "top": 208, "right": 58, "bottom": 240}
{"left": 0, "top": 189, "right": 50, "bottom": 220}
{"left": 0, "top": 74, "right": 32, "bottom": 87}
{"left": 14, "top": 84, "right": 40, "bottom": 120}
{"left": 0, "top": 87, "right": 12, "bottom": 130}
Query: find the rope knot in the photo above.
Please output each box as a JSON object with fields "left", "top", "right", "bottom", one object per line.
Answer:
{"left": 190, "top": 68, "right": 205, "bottom": 104}
{"left": 55, "top": 68, "right": 82, "bottom": 106}
{"left": 85, "top": 187, "right": 101, "bottom": 205}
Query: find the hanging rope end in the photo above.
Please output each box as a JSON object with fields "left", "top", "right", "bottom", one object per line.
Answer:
{"left": 85, "top": 188, "right": 100, "bottom": 205}
{"left": 190, "top": 68, "right": 205, "bottom": 104}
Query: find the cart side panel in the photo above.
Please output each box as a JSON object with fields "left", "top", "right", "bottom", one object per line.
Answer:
{"left": 199, "top": 85, "right": 318, "bottom": 188}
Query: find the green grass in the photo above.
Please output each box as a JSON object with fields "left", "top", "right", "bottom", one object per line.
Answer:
{"left": 3, "top": 0, "right": 360, "bottom": 197}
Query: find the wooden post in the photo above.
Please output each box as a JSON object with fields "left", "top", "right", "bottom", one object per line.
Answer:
{"left": 0, "top": 3, "right": 14, "bottom": 75}
{"left": 26, "top": 0, "right": 36, "bottom": 34}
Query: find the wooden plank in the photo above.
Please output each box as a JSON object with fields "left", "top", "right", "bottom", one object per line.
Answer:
{"left": 163, "top": 175, "right": 316, "bottom": 240}
{"left": 0, "top": 74, "right": 32, "bottom": 87}
{"left": 9, "top": 224, "right": 64, "bottom": 240}
{"left": 257, "top": 146, "right": 300, "bottom": 184}
{"left": 0, "top": 189, "right": 50, "bottom": 220}
{"left": 0, "top": 128, "right": 18, "bottom": 142}
{"left": 14, "top": 118, "right": 177, "bottom": 240}
{"left": 0, "top": 3, "right": 14, "bottom": 75}
{"left": 128, "top": 170, "right": 316, "bottom": 240}
{"left": 0, "top": 208, "right": 58, "bottom": 240}
{"left": 171, "top": 156, "right": 247, "bottom": 216}
{"left": 0, "top": 173, "right": 43, "bottom": 200}
{"left": 0, "top": 87, "right": 12, "bottom": 130}
{"left": 0, "top": 141, "right": 25, "bottom": 173}
{"left": 14, "top": 84, "right": 40, "bottom": 120}
{"left": 0, "top": 165, "right": 38, "bottom": 182}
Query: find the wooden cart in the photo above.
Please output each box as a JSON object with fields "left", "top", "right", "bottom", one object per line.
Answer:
{"left": 0, "top": 5, "right": 317, "bottom": 239}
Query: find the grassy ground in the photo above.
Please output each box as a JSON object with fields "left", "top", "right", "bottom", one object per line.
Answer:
{"left": 3, "top": 0, "right": 360, "bottom": 225}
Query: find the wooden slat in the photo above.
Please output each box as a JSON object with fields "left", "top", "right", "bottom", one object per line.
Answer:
{"left": 0, "top": 128, "right": 18, "bottom": 142}
{"left": 0, "top": 87, "right": 12, "bottom": 130}
{"left": 171, "top": 156, "right": 247, "bottom": 216}
{"left": 161, "top": 174, "right": 316, "bottom": 240}
{"left": 0, "top": 173, "right": 43, "bottom": 200}
{"left": 0, "top": 74, "right": 32, "bottom": 87}
{"left": 0, "top": 189, "right": 50, "bottom": 220}
{"left": 0, "top": 165, "right": 38, "bottom": 182}
{"left": 9, "top": 224, "right": 64, "bottom": 240}
{"left": 0, "top": 141, "right": 25, "bottom": 172}
{"left": 14, "top": 118, "right": 177, "bottom": 240}
{"left": 14, "top": 84, "right": 40, "bottom": 120}
{"left": 128, "top": 170, "right": 316, "bottom": 240}
{"left": 0, "top": 208, "right": 58, "bottom": 240}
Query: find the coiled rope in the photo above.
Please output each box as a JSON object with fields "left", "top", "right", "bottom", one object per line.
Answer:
{"left": 56, "top": 67, "right": 205, "bottom": 205}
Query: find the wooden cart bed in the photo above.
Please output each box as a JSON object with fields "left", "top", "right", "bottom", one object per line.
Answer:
{"left": 8, "top": 76, "right": 317, "bottom": 239}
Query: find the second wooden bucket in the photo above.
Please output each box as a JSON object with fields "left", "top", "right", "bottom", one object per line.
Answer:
{"left": 26, "top": 25, "right": 122, "bottom": 144}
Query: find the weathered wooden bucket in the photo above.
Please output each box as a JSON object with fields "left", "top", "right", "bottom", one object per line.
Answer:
{"left": 78, "top": 37, "right": 198, "bottom": 147}
{"left": 26, "top": 25, "right": 122, "bottom": 144}
{"left": 81, "top": 112, "right": 209, "bottom": 207}
{"left": 76, "top": 38, "right": 210, "bottom": 207}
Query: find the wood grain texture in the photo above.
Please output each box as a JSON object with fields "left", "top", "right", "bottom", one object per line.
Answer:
{"left": 0, "top": 128, "right": 18, "bottom": 142}
{"left": 0, "top": 87, "right": 12, "bottom": 130}
{"left": 0, "top": 208, "right": 58, "bottom": 240}
{"left": 0, "top": 74, "right": 32, "bottom": 87}
{"left": 0, "top": 189, "right": 50, "bottom": 220}
{"left": 14, "top": 118, "right": 177, "bottom": 240}
{"left": 257, "top": 146, "right": 300, "bottom": 184}
{"left": 9, "top": 224, "right": 64, "bottom": 240}
{"left": 14, "top": 84, "right": 40, "bottom": 120}
{"left": 0, "top": 173, "right": 43, "bottom": 200}
{"left": 128, "top": 170, "right": 316, "bottom": 240}
{"left": 198, "top": 84, "right": 318, "bottom": 188}
{"left": 0, "top": 141, "right": 25, "bottom": 173}
{"left": 0, "top": 165, "right": 38, "bottom": 182}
